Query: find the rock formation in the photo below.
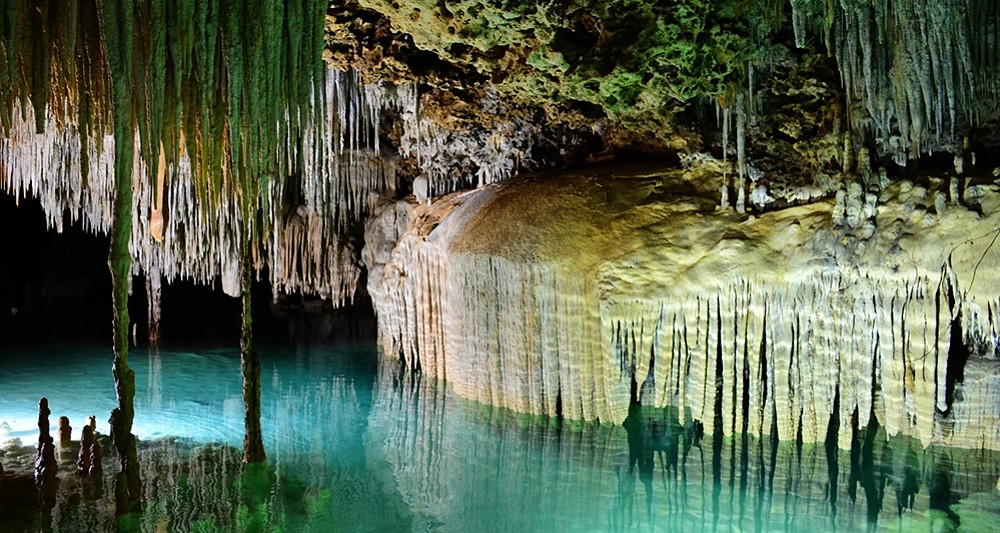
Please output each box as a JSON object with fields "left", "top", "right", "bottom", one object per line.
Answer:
{"left": 2, "top": 0, "right": 1000, "bottom": 455}
{"left": 78, "top": 424, "right": 95, "bottom": 475}
{"left": 89, "top": 439, "right": 103, "bottom": 479}
{"left": 33, "top": 398, "right": 57, "bottom": 485}
{"left": 366, "top": 165, "right": 1000, "bottom": 449}
{"left": 57, "top": 416, "right": 71, "bottom": 446}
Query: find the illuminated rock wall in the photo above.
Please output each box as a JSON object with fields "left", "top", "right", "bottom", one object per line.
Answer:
{"left": 366, "top": 166, "right": 1000, "bottom": 448}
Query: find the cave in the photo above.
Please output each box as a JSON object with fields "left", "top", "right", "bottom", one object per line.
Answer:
{"left": 2, "top": 1, "right": 1000, "bottom": 530}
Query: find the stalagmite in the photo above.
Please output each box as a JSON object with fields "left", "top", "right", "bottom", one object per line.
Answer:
{"left": 57, "top": 416, "right": 72, "bottom": 446}
{"left": 89, "top": 440, "right": 103, "bottom": 479}
{"left": 33, "top": 398, "right": 57, "bottom": 486}
{"left": 795, "top": 0, "right": 999, "bottom": 162}
{"left": 78, "top": 424, "right": 95, "bottom": 475}
{"left": 366, "top": 167, "right": 1000, "bottom": 450}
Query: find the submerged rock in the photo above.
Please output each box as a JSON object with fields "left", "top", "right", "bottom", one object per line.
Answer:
{"left": 77, "top": 424, "right": 94, "bottom": 476}
{"left": 57, "top": 416, "right": 71, "bottom": 446}
{"left": 33, "top": 398, "right": 57, "bottom": 485}
{"left": 366, "top": 165, "right": 1000, "bottom": 449}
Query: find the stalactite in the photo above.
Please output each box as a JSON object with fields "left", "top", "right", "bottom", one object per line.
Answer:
{"left": 0, "top": 2, "right": 434, "bottom": 307}
{"left": 735, "top": 92, "right": 747, "bottom": 214}
{"left": 719, "top": 106, "right": 731, "bottom": 210}
{"left": 367, "top": 170, "right": 1000, "bottom": 450}
{"left": 795, "top": 0, "right": 999, "bottom": 162}
{"left": 240, "top": 242, "right": 265, "bottom": 464}
{"left": 146, "top": 266, "right": 162, "bottom": 346}
{"left": 2, "top": 0, "right": 538, "bottom": 317}
{"left": 103, "top": 0, "right": 142, "bottom": 513}
{"left": 390, "top": 86, "right": 528, "bottom": 199}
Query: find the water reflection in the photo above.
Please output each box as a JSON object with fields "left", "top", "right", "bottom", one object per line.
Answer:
{"left": 0, "top": 343, "right": 414, "bottom": 531}
{"left": 1, "top": 344, "right": 999, "bottom": 532}
{"left": 371, "top": 371, "right": 1000, "bottom": 532}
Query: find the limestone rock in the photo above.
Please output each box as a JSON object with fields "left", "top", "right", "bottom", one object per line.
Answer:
{"left": 57, "top": 416, "right": 71, "bottom": 446}
{"left": 366, "top": 165, "right": 1000, "bottom": 449}
{"left": 33, "top": 398, "right": 57, "bottom": 485}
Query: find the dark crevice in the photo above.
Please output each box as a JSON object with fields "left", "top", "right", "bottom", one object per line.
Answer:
{"left": 630, "top": 365, "right": 639, "bottom": 405}
{"left": 825, "top": 388, "right": 841, "bottom": 519}
{"left": 555, "top": 387, "right": 563, "bottom": 422}
{"left": 860, "top": 413, "right": 885, "bottom": 527}
{"left": 847, "top": 408, "right": 861, "bottom": 504}
{"left": 943, "top": 278, "right": 970, "bottom": 415}
{"left": 641, "top": 342, "right": 656, "bottom": 404}
{"left": 759, "top": 303, "right": 768, "bottom": 434}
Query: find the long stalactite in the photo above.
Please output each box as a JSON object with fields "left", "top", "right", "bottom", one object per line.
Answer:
{"left": 240, "top": 241, "right": 265, "bottom": 464}
{"left": 103, "top": 0, "right": 142, "bottom": 514}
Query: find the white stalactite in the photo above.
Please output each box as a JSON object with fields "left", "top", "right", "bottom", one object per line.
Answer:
{"left": 0, "top": 69, "right": 429, "bottom": 305}
{"left": 366, "top": 167, "right": 1000, "bottom": 449}
{"left": 1, "top": 66, "right": 528, "bottom": 305}
{"left": 810, "top": 0, "right": 997, "bottom": 161}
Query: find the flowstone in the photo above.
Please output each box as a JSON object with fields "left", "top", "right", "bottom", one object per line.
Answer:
{"left": 366, "top": 165, "right": 1000, "bottom": 449}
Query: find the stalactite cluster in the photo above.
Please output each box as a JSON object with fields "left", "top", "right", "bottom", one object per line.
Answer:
{"left": 788, "top": 0, "right": 1000, "bottom": 163}
{"left": 366, "top": 168, "right": 1000, "bottom": 449}
{"left": 0, "top": 0, "right": 411, "bottom": 304}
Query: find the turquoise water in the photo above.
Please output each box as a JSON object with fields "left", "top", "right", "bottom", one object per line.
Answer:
{"left": 1, "top": 342, "right": 999, "bottom": 532}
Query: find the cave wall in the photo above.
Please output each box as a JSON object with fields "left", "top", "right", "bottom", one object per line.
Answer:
{"left": 365, "top": 166, "right": 1000, "bottom": 448}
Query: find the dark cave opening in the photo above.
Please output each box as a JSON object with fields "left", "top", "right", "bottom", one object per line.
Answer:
{"left": 943, "top": 288, "right": 971, "bottom": 416}
{"left": 0, "top": 193, "right": 376, "bottom": 350}
{"left": 0, "top": 194, "right": 111, "bottom": 344}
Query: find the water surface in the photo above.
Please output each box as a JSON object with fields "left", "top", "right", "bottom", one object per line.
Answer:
{"left": 1, "top": 343, "right": 998, "bottom": 531}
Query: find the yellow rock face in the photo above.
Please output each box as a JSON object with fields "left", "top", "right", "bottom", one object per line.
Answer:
{"left": 366, "top": 165, "right": 1000, "bottom": 449}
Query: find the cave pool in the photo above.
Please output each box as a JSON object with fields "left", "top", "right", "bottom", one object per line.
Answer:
{"left": 2, "top": 342, "right": 999, "bottom": 532}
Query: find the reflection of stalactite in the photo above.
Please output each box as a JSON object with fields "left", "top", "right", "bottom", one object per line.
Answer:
{"left": 371, "top": 372, "right": 1000, "bottom": 531}
{"left": 146, "top": 350, "right": 163, "bottom": 413}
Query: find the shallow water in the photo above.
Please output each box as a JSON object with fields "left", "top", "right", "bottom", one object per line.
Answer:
{"left": 1, "top": 342, "right": 999, "bottom": 532}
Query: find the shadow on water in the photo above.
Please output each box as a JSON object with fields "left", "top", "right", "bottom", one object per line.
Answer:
{"left": 616, "top": 399, "right": 998, "bottom": 532}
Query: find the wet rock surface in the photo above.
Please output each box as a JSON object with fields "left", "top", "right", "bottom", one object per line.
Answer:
{"left": 367, "top": 164, "right": 1000, "bottom": 449}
